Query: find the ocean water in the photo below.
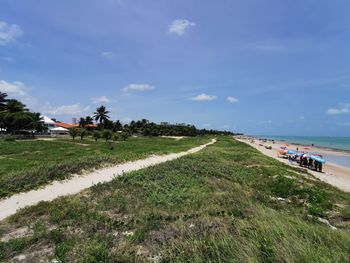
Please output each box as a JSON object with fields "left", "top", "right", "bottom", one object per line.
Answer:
{"left": 257, "top": 136, "right": 350, "bottom": 168}
{"left": 257, "top": 136, "right": 350, "bottom": 152}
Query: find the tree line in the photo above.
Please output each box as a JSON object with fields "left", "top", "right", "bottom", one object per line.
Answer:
{"left": 0, "top": 92, "right": 239, "bottom": 138}
{"left": 0, "top": 92, "right": 45, "bottom": 135}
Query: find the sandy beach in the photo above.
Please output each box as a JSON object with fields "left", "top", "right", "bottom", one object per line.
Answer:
{"left": 236, "top": 137, "right": 350, "bottom": 193}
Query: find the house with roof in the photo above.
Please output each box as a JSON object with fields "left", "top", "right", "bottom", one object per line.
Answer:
{"left": 40, "top": 115, "right": 57, "bottom": 132}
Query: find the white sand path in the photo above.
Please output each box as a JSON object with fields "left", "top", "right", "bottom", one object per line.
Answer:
{"left": 0, "top": 139, "right": 216, "bottom": 221}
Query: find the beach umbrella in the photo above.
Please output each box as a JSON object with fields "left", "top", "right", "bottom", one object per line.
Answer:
{"left": 279, "top": 149, "right": 288, "bottom": 155}
{"left": 287, "top": 150, "right": 297, "bottom": 155}
{"left": 310, "top": 155, "right": 326, "bottom": 164}
{"left": 280, "top": 146, "right": 287, "bottom": 149}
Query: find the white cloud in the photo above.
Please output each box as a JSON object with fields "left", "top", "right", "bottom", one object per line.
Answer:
{"left": 287, "top": 116, "right": 305, "bottom": 123}
{"left": 326, "top": 103, "right": 350, "bottom": 115}
{"left": 168, "top": 19, "right": 195, "bottom": 35}
{"left": 249, "top": 43, "right": 285, "bottom": 52}
{"left": 0, "top": 21, "right": 23, "bottom": 45}
{"left": 0, "top": 80, "right": 36, "bottom": 108}
{"left": 43, "top": 103, "right": 90, "bottom": 115}
{"left": 121, "top": 83, "right": 155, "bottom": 92}
{"left": 227, "top": 96, "right": 239, "bottom": 103}
{"left": 0, "top": 56, "right": 15, "bottom": 63}
{"left": 190, "top": 93, "right": 217, "bottom": 101}
{"left": 101, "top": 51, "right": 114, "bottom": 59}
{"left": 91, "top": 96, "right": 110, "bottom": 104}
{"left": 259, "top": 120, "right": 273, "bottom": 124}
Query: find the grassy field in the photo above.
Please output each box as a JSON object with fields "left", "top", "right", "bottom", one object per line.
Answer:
{"left": 0, "top": 136, "right": 350, "bottom": 262}
{"left": 0, "top": 136, "right": 210, "bottom": 198}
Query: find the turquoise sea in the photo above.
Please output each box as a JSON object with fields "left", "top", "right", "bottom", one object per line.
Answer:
{"left": 256, "top": 136, "right": 350, "bottom": 168}
{"left": 257, "top": 136, "right": 350, "bottom": 151}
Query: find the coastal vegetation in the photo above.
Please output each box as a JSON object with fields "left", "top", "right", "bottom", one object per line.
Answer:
{"left": 0, "top": 92, "right": 237, "bottom": 140}
{"left": 0, "top": 136, "right": 210, "bottom": 198}
{"left": 0, "top": 92, "right": 44, "bottom": 135}
{"left": 0, "top": 137, "right": 349, "bottom": 262}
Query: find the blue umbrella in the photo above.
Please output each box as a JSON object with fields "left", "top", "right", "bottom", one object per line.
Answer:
{"left": 287, "top": 150, "right": 297, "bottom": 155}
{"left": 310, "top": 155, "right": 326, "bottom": 164}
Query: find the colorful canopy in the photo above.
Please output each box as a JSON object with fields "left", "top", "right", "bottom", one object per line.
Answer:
{"left": 309, "top": 155, "right": 326, "bottom": 164}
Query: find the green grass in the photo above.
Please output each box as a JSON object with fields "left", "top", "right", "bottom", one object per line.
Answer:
{"left": 0, "top": 136, "right": 349, "bottom": 262}
{"left": 0, "top": 136, "right": 210, "bottom": 198}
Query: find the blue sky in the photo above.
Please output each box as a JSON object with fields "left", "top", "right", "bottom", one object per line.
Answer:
{"left": 0, "top": 0, "right": 349, "bottom": 136}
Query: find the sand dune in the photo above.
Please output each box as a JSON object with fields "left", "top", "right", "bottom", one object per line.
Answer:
{"left": 0, "top": 139, "right": 216, "bottom": 221}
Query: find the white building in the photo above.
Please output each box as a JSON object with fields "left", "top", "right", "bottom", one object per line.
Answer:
{"left": 40, "top": 115, "right": 56, "bottom": 132}
{"left": 50, "top": 127, "right": 69, "bottom": 136}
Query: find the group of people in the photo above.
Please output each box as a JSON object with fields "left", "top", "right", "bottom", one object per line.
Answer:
{"left": 288, "top": 154, "right": 323, "bottom": 172}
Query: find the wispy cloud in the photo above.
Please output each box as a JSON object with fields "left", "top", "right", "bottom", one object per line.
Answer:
{"left": 326, "top": 103, "right": 350, "bottom": 115}
{"left": 0, "top": 56, "right": 15, "bottom": 63}
{"left": 121, "top": 83, "right": 155, "bottom": 92}
{"left": 0, "top": 21, "right": 23, "bottom": 45}
{"left": 249, "top": 42, "right": 285, "bottom": 52}
{"left": 168, "top": 19, "right": 195, "bottom": 36}
{"left": 43, "top": 103, "right": 90, "bottom": 115}
{"left": 0, "top": 80, "right": 36, "bottom": 108}
{"left": 190, "top": 93, "right": 217, "bottom": 101}
{"left": 287, "top": 116, "right": 305, "bottom": 123}
{"left": 227, "top": 96, "right": 238, "bottom": 103}
{"left": 259, "top": 120, "right": 273, "bottom": 125}
{"left": 101, "top": 51, "right": 114, "bottom": 59}
{"left": 91, "top": 96, "right": 110, "bottom": 104}
{"left": 338, "top": 122, "right": 350, "bottom": 126}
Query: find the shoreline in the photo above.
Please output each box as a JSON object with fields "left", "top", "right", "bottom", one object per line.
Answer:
{"left": 235, "top": 136, "right": 350, "bottom": 193}
{"left": 253, "top": 136, "right": 350, "bottom": 155}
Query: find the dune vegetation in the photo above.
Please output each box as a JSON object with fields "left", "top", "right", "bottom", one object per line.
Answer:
{"left": 0, "top": 137, "right": 349, "bottom": 262}
{"left": 0, "top": 136, "right": 209, "bottom": 198}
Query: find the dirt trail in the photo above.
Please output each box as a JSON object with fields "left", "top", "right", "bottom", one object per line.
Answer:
{"left": 0, "top": 139, "right": 216, "bottom": 221}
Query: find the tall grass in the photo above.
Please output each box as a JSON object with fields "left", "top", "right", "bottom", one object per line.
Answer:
{"left": 0, "top": 136, "right": 349, "bottom": 262}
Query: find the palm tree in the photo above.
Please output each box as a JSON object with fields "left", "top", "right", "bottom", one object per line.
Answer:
{"left": 78, "top": 117, "right": 86, "bottom": 128}
{"left": 93, "top": 106, "right": 110, "bottom": 126}
{"left": 92, "top": 131, "right": 101, "bottom": 142}
{"left": 85, "top": 116, "right": 93, "bottom": 125}
{"left": 102, "top": 129, "right": 112, "bottom": 142}
{"left": 78, "top": 128, "right": 88, "bottom": 141}
{"left": 0, "top": 92, "right": 7, "bottom": 111}
{"left": 5, "top": 99, "right": 27, "bottom": 113}
{"left": 69, "top": 128, "right": 78, "bottom": 141}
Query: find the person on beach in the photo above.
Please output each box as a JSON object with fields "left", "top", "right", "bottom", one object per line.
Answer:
{"left": 308, "top": 158, "right": 313, "bottom": 169}
{"left": 314, "top": 161, "right": 318, "bottom": 171}
{"left": 302, "top": 154, "right": 307, "bottom": 167}
{"left": 318, "top": 162, "right": 323, "bottom": 172}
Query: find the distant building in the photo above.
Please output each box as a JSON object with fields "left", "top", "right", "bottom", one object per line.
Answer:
{"left": 40, "top": 115, "right": 56, "bottom": 132}
{"left": 50, "top": 127, "right": 69, "bottom": 135}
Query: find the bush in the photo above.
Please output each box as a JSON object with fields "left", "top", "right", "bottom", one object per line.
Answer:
{"left": 3, "top": 136, "right": 16, "bottom": 142}
{"left": 102, "top": 130, "right": 113, "bottom": 142}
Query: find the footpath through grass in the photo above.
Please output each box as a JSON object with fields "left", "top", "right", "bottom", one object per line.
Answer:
{"left": 0, "top": 136, "right": 350, "bottom": 262}
{"left": 0, "top": 136, "right": 209, "bottom": 198}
